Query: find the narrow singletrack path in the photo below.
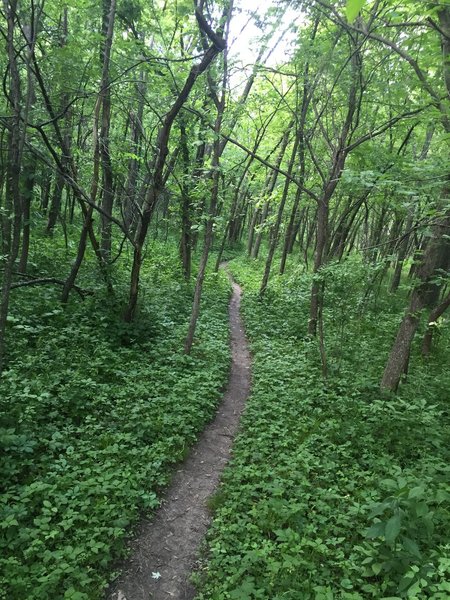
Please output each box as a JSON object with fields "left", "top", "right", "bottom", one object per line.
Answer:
{"left": 107, "top": 269, "right": 251, "bottom": 600}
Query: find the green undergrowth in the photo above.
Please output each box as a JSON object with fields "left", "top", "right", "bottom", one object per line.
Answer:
{"left": 194, "top": 255, "right": 450, "bottom": 600}
{"left": 0, "top": 237, "right": 231, "bottom": 599}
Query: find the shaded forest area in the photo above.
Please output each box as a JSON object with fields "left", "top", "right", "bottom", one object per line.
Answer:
{"left": 1, "top": 0, "right": 449, "bottom": 598}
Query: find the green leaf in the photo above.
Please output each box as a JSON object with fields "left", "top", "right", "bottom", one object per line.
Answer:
{"left": 371, "top": 563, "right": 383, "bottom": 575}
{"left": 402, "top": 537, "right": 421, "bottom": 559}
{"left": 346, "top": 0, "right": 365, "bottom": 22}
{"left": 385, "top": 514, "right": 401, "bottom": 544}
{"left": 365, "top": 521, "right": 385, "bottom": 539}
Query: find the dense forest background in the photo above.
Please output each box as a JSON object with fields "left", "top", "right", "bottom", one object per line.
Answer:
{"left": 1, "top": 0, "right": 449, "bottom": 598}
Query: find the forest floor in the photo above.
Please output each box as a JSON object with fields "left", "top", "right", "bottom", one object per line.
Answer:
{"left": 107, "top": 269, "right": 251, "bottom": 600}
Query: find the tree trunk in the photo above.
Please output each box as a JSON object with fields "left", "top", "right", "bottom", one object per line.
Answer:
{"left": 390, "top": 210, "right": 414, "bottom": 293}
{"left": 422, "top": 289, "right": 450, "bottom": 355}
{"left": 381, "top": 210, "right": 450, "bottom": 390}
{"left": 184, "top": 3, "right": 235, "bottom": 352}
{"left": 45, "top": 8, "right": 70, "bottom": 235}
{"left": 179, "top": 119, "right": 192, "bottom": 279}
{"left": 0, "top": 0, "right": 22, "bottom": 373}
{"left": 381, "top": 5, "right": 450, "bottom": 389}
{"left": 279, "top": 184, "right": 303, "bottom": 274}
{"left": 19, "top": 162, "right": 35, "bottom": 273}
{"left": 99, "top": 0, "right": 116, "bottom": 260}
{"left": 247, "top": 206, "right": 259, "bottom": 256}
{"left": 124, "top": 72, "right": 146, "bottom": 234}
{"left": 308, "top": 196, "right": 329, "bottom": 336}
{"left": 260, "top": 130, "right": 301, "bottom": 294}
{"left": 308, "top": 40, "right": 361, "bottom": 336}
{"left": 61, "top": 0, "right": 116, "bottom": 301}
{"left": 46, "top": 174, "right": 65, "bottom": 234}
{"left": 251, "top": 124, "right": 293, "bottom": 260}
{"left": 124, "top": 5, "right": 229, "bottom": 322}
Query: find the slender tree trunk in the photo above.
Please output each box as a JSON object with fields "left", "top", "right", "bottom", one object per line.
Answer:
{"left": 46, "top": 8, "right": 70, "bottom": 235}
{"left": 124, "top": 71, "right": 146, "bottom": 234}
{"left": 40, "top": 176, "right": 51, "bottom": 212}
{"left": 381, "top": 209, "right": 450, "bottom": 390}
{"left": 62, "top": 0, "right": 115, "bottom": 301}
{"left": 293, "top": 206, "right": 307, "bottom": 254}
{"left": 0, "top": 0, "right": 22, "bottom": 373}
{"left": 99, "top": 0, "right": 116, "bottom": 260}
{"left": 308, "top": 40, "right": 361, "bottom": 336}
{"left": 184, "top": 2, "right": 235, "bottom": 353}
{"left": 179, "top": 119, "right": 192, "bottom": 279}
{"left": 260, "top": 131, "right": 301, "bottom": 295}
{"left": 390, "top": 210, "right": 414, "bottom": 293}
{"left": 185, "top": 107, "right": 225, "bottom": 353}
{"left": 46, "top": 174, "right": 65, "bottom": 234}
{"left": 251, "top": 124, "right": 293, "bottom": 260}
{"left": 247, "top": 206, "right": 259, "bottom": 256}
{"left": 309, "top": 195, "right": 329, "bottom": 336}
{"left": 19, "top": 163, "right": 35, "bottom": 273}
{"left": 422, "top": 289, "right": 450, "bottom": 355}
{"left": 279, "top": 184, "right": 303, "bottom": 274}
{"left": 124, "top": 5, "right": 229, "bottom": 322}
{"left": 251, "top": 201, "right": 270, "bottom": 260}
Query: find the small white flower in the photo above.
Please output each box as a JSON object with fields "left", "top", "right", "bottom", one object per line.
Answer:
{"left": 152, "top": 572, "right": 161, "bottom": 580}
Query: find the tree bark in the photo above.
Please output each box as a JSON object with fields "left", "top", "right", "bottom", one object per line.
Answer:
{"left": 260, "top": 130, "right": 301, "bottom": 295}
{"left": 62, "top": 0, "right": 116, "bottom": 302}
{"left": 380, "top": 5, "right": 450, "bottom": 390}
{"left": 124, "top": 5, "right": 228, "bottom": 322}
{"left": 99, "top": 0, "right": 116, "bottom": 260}
{"left": 184, "top": 3, "right": 233, "bottom": 353}
{"left": 308, "top": 42, "right": 361, "bottom": 336}
{"left": 0, "top": 0, "right": 23, "bottom": 373}
{"left": 422, "top": 289, "right": 450, "bottom": 356}
{"left": 251, "top": 124, "right": 293, "bottom": 260}
{"left": 381, "top": 210, "right": 450, "bottom": 390}
{"left": 390, "top": 210, "right": 414, "bottom": 293}
{"left": 179, "top": 119, "right": 192, "bottom": 279}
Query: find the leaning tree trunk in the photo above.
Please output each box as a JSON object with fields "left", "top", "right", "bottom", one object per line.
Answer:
{"left": 124, "top": 6, "right": 229, "bottom": 322}
{"left": 381, "top": 210, "right": 450, "bottom": 390}
{"left": 381, "top": 5, "right": 450, "bottom": 390}
{"left": 308, "top": 39, "right": 361, "bottom": 336}
{"left": 184, "top": 3, "right": 234, "bottom": 353}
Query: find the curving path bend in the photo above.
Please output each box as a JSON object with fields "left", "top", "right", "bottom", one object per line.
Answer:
{"left": 107, "top": 269, "right": 251, "bottom": 600}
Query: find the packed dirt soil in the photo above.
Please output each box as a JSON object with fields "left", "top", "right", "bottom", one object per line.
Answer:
{"left": 107, "top": 271, "right": 251, "bottom": 600}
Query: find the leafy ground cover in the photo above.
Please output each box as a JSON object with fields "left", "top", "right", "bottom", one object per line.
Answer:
{"left": 0, "top": 237, "right": 231, "bottom": 600}
{"left": 194, "top": 255, "right": 450, "bottom": 600}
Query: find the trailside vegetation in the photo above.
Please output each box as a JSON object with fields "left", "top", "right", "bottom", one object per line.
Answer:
{"left": 194, "top": 256, "right": 450, "bottom": 599}
{"left": 0, "top": 236, "right": 230, "bottom": 599}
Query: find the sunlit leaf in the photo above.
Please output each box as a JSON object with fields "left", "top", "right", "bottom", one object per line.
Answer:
{"left": 346, "top": 0, "right": 365, "bottom": 22}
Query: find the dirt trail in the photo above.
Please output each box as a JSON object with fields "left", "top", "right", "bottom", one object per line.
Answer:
{"left": 107, "top": 270, "right": 251, "bottom": 600}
